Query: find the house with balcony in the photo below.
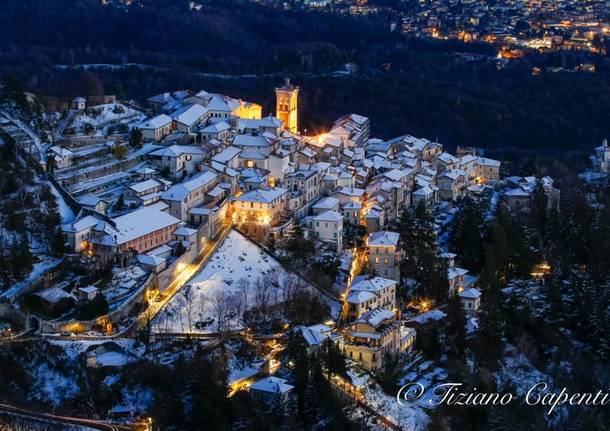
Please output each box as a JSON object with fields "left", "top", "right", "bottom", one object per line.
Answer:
{"left": 343, "top": 308, "right": 402, "bottom": 372}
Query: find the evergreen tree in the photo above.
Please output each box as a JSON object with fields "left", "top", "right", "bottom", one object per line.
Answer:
{"left": 545, "top": 268, "right": 565, "bottom": 326}
{"left": 282, "top": 330, "right": 310, "bottom": 398}
{"left": 377, "top": 352, "right": 402, "bottom": 394}
{"left": 113, "top": 194, "right": 125, "bottom": 212}
{"left": 530, "top": 180, "right": 549, "bottom": 234}
{"left": 75, "top": 293, "right": 109, "bottom": 320}
{"left": 283, "top": 219, "right": 315, "bottom": 264}
{"left": 10, "top": 236, "right": 33, "bottom": 282}
{"left": 186, "top": 354, "right": 233, "bottom": 430}
{"left": 1, "top": 74, "right": 29, "bottom": 114}
{"left": 450, "top": 197, "right": 485, "bottom": 272}
{"left": 396, "top": 206, "right": 448, "bottom": 302}
{"left": 474, "top": 279, "right": 503, "bottom": 369}
{"left": 269, "top": 390, "right": 284, "bottom": 429}
{"left": 320, "top": 337, "right": 346, "bottom": 379}
{"left": 444, "top": 292, "right": 467, "bottom": 360}
{"left": 301, "top": 372, "right": 318, "bottom": 426}
{"left": 129, "top": 128, "right": 143, "bottom": 148}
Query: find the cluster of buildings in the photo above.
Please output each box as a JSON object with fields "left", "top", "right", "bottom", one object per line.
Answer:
{"left": 297, "top": 0, "right": 610, "bottom": 61}
{"left": 52, "top": 78, "right": 507, "bottom": 370}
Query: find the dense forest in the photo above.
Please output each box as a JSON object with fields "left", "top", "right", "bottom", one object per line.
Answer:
{"left": 1, "top": 0, "right": 609, "bottom": 162}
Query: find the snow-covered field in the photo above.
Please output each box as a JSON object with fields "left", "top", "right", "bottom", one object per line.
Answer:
{"left": 152, "top": 231, "right": 319, "bottom": 334}
{"left": 29, "top": 363, "right": 79, "bottom": 406}
{"left": 71, "top": 103, "right": 145, "bottom": 136}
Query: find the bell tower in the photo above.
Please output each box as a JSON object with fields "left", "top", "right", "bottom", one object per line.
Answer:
{"left": 275, "top": 78, "right": 299, "bottom": 134}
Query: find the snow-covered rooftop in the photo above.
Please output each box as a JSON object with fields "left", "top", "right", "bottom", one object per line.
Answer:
{"left": 250, "top": 376, "right": 294, "bottom": 394}
{"left": 367, "top": 231, "right": 400, "bottom": 247}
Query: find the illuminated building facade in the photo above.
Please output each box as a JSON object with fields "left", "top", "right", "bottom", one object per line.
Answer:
{"left": 275, "top": 78, "right": 299, "bottom": 134}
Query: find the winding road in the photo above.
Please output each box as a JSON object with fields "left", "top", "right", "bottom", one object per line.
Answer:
{"left": 0, "top": 404, "right": 139, "bottom": 431}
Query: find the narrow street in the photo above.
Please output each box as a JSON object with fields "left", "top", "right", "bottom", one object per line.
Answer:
{"left": 133, "top": 223, "right": 232, "bottom": 333}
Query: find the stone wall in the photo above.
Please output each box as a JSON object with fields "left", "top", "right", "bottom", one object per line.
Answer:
{"left": 40, "top": 273, "right": 154, "bottom": 334}
{"left": 155, "top": 243, "right": 198, "bottom": 294}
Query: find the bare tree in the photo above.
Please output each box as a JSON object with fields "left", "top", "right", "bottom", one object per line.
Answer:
{"left": 181, "top": 284, "right": 194, "bottom": 333}
{"left": 283, "top": 273, "right": 299, "bottom": 303}
{"left": 211, "top": 290, "right": 233, "bottom": 335}
{"left": 263, "top": 268, "right": 281, "bottom": 305}
{"left": 254, "top": 275, "right": 272, "bottom": 319}
{"left": 236, "top": 277, "right": 250, "bottom": 321}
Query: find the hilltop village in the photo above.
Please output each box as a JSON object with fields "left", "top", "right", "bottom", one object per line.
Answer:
{"left": 0, "top": 79, "right": 572, "bottom": 430}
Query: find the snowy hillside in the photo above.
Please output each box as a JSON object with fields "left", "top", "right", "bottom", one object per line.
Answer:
{"left": 152, "top": 230, "right": 323, "bottom": 334}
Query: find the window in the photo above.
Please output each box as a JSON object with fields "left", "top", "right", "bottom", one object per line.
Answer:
{"left": 375, "top": 256, "right": 380, "bottom": 264}
{"left": 384, "top": 257, "right": 389, "bottom": 265}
